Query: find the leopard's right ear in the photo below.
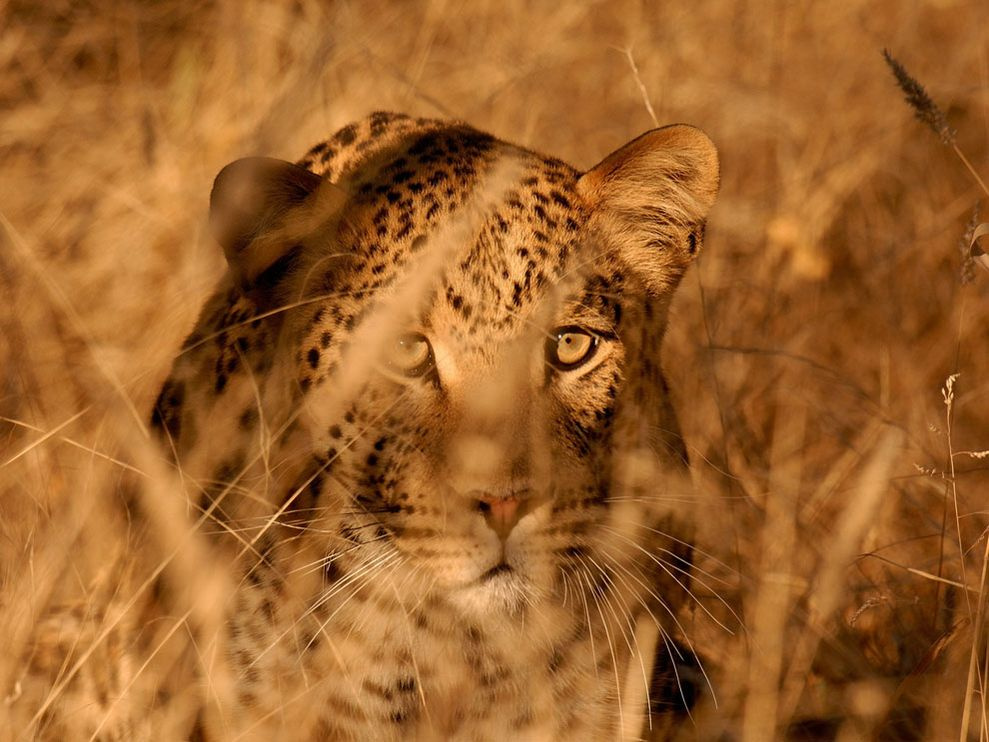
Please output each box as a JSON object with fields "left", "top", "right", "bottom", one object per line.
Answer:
{"left": 578, "top": 125, "right": 719, "bottom": 295}
{"left": 210, "top": 157, "right": 347, "bottom": 288}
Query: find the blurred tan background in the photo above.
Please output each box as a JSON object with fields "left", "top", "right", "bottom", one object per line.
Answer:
{"left": 2, "top": 1, "right": 988, "bottom": 739}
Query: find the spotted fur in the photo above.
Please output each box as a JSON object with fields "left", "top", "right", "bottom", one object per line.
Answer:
{"left": 146, "top": 111, "right": 719, "bottom": 740}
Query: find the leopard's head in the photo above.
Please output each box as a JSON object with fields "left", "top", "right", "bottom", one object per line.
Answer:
{"left": 170, "top": 114, "right": 718, "bottom": 616}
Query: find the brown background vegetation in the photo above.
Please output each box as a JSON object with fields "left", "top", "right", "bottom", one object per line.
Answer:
{"left": 1, "top": 1, "right": 988, "bottom": 739}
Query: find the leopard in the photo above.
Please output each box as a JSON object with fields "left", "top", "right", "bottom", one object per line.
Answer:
{"left": 43, "top": 111, "right": 719, "bottom": 740}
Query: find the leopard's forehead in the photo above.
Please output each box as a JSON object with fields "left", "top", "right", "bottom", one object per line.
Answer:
{"left": 296, "top": 113, "right": 603, "bottom": 344}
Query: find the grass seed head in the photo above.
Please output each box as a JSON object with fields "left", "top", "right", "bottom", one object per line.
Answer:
{"left": 882, "top": 48, "right": 956, "bottom": 146}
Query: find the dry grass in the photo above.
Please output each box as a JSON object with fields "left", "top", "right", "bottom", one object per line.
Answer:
{"left": 1, "top": 0, "right": 988, "bottom": 739}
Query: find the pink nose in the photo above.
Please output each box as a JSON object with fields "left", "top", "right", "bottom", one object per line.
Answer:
{"left": 477, "top": 494, "right": 522, "bottom": 540}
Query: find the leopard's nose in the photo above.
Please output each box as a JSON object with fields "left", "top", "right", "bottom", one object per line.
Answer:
{"left": 474, "top": 490, "right": 530, "bottom": 541}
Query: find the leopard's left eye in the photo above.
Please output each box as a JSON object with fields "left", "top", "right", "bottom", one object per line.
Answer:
{"left": 546, "top": 326, "right": 598, "bottom": 371}
{"left": 388, "top": 333, "right": 434, "bottom": 377}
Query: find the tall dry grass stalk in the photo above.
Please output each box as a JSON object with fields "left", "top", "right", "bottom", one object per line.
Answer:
{"left": 1, "top": 1, "right": 988, "bottom": 739}
{"left": 883, "top": 49, "right": 989, "bottom": 740}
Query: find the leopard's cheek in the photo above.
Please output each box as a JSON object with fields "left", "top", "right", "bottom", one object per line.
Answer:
{"left": 376, "top": 453, "right": 499, "bottom": 587}
{"left": 550, "top": 356, "right": 624, "bottom": 466}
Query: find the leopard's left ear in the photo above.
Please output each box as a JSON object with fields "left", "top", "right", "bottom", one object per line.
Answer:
{"left": 210, "top": 157, "right": 347, "bottom": 289}
{"left": 577, "top": 124, "right": 719, "bottom": 294}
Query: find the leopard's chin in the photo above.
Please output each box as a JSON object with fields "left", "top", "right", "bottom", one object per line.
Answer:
{"left": 451, "top": 564, "right": 530, "bottom": 616}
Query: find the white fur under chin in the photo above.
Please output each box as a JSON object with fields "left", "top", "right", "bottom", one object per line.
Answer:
{"left": 451, "top": 567, "right": 531, "bottom": 616}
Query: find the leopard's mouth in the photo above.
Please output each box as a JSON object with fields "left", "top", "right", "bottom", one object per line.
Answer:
{"left": 479, "top": 562, "right": 513, "bottom": 581}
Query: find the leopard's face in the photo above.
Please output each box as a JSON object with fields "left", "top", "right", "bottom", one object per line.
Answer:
{"left": 161, "top": 112, "right": 718, "bottom": 620}
{"left": 289, "top": 158, "right": 634, "bottom": 612}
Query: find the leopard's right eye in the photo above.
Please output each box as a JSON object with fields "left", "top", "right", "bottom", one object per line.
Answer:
{"left": 545, "top": 326, "right": 599, "bottom": 371}
{"left": 387, "top": 333, "right": 435, "bottom": 377}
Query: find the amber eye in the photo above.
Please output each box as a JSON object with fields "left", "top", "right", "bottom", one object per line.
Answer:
{"left": 546, "top": 326, "right": 598, "bottom": 371}
{"left": 388, "top": 333, "right": 434, "bottom": 377}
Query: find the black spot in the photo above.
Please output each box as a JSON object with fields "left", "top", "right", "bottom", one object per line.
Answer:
{"left": 239, "top": 407, "right": 258, "bottom": 428}
{"left": 308, "top": 348, "right": 320, "bottom": 369}
{"left": 307, "top": 472, "right": 324, "bottom": 501}
{"left": 591, "top": 568, "right": 613, "bottom": 599}
{"left": 688, "top": 231, "right": 698, "bottom": 254}
{"left": 334, "top": 124, "right": 357, "bottom": 145}
{"left": 329, "top": 425, "right": 342, "bottom": 439}
{"left": 324, "top": 560, "right": 341, "bottom": 583}
{"left": 366, "top": 453, "right": 378, "bottom": 467}
{"left": 215, "top": 373, "right": 227, "bottom": 394}
{"left": 369, "top": 111, "right": 394, "bottom": 133}
{"left": 550, "top": 190, "right": 571, "bottom": 208}
{"left": 320, "top": 332, "right": 332, "bottom": 348}
{"left": 409, "top": 132, "right": 437, "bottom": 156}
{"left": 151, "top": 379, "right": 185, "bottom": 439}
{"left": 511, "top": 281, "right": 524, "bottom": 306}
